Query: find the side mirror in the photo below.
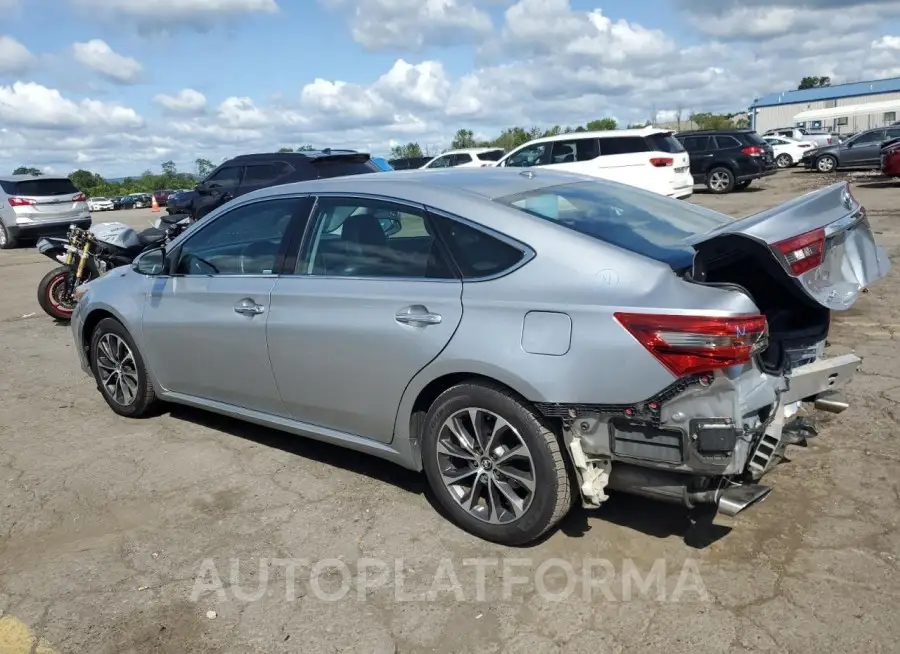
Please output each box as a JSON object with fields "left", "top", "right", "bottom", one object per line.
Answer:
{"left": 379, "top": 217, "right": 402, "bottom": 237}
{"left": 133, "top": 248, "right": 166, "bottom": 276}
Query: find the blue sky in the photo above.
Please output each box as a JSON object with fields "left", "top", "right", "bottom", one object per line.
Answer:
{"left": 1, "top": 0, "right": 898, "bottom": 177}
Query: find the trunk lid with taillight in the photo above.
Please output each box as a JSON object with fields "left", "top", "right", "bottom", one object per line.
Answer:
{"left": 686, "top": 181, "right": 890, "bottom": 310}
{"left": 1, "top": 177, "right": 88, "bottom": 223}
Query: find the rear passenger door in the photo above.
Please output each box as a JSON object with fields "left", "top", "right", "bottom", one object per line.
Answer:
{"left": 265, "top": 196, "right": 463, "bottom": 443}
{"left": 679, "top": 136, "right": 712, "bottom": 181}
{"left": 844, "top": 129, "right": 886, "bottom": 167}
{"left": 237, "top": 162, "right": 292, "bottom": 197}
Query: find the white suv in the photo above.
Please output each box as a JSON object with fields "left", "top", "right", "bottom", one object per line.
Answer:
{"left": 421, "top": 147, "right": 506, "bottom": 169}
{"left": 494, "top": 128, "right": 694, "bottom": 199}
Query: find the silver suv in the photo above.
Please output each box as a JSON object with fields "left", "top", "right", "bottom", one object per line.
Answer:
{"left": 0, "top": 175, "right": 91, "bottom": 250}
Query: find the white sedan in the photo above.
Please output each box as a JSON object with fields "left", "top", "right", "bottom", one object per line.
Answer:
{"left": 763, "top": 136, "right": 814, "bottom": 168}
{"left": 88, "top": 197, "right": 114, "bottom": 211}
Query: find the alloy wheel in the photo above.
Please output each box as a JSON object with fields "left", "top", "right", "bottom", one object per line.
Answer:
{"left": 435, "top": 407, "right": 536, "bottom": 524}
{"left": 776, "top": 154, "right": 791, "bottom": 168}
{"left": 95, "top": 333, "right": 139, "bottom": 406}
{"left": 0, "top": 224, "right": 7, "bottom": 247}
{"left": 709, "top": 171, "right": 730, "bottom": 191}
{"left": 817, "top": 156, "right": 835, "bottom": 172}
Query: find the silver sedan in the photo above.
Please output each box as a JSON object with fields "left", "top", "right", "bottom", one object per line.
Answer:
{"left": 70, "top": 167, "right": 889, "bottom": 545}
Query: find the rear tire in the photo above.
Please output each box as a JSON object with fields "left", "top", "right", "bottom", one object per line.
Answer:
{"left": 776, "top": 153, "right": 793, "bottom": 168}
{"left": 706, "top": 167, "right": 735, "bottom": 194}
{"left": 816, "top": 155, "right": 837, "bottom": 173}
{"left": 421, "top": 381, "right": 572, "bottom": 545}
{"left": 37, "top": 266, "right": 77, "bottom": 321}
{"left": 0, "top": 221, "right": 17, "bottom": 250}
{"left": 89, "top": 318, "right": 159, "bottom": 418}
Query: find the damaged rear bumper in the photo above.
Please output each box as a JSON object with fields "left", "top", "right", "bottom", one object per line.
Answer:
{"left": 538, "top": 352, "right": 861, "bottom": 516}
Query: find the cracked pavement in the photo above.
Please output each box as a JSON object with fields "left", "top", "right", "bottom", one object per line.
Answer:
{"left": 1, "top": 171, "right": 898, "bottom": 653}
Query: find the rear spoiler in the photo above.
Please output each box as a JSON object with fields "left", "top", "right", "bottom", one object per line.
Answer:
{"left": 311, "top": 150, "right": 371, "bottom": 164}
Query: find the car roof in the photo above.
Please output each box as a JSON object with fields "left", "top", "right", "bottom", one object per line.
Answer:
{"left": 437, "top": 147, "right": 505, "bottom": 155}
{"left": 225, "top": 149, "right": 370, "bottom": 163}
{"left": 0, "top": 174, "right": 70, "bottom": 182}
{"left": 527, "top": 127, "right": 672, "bottom": 144}
{"left": 243, "top": 167, "right": 612, "bottom": 207}
{"left": 675, "top": 129, "right": 754, "bottom": 136}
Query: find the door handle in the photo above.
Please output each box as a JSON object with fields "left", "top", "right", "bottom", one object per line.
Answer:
{"left": 395, "top": 304, "right": 442, "bottom": 327}
{"left": 234, "top": 297, "right": 265, "bottom": 316}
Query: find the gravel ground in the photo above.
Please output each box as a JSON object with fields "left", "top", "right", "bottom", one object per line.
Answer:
{"left": 1, "top": 171, "right": 899, "bottom": 653}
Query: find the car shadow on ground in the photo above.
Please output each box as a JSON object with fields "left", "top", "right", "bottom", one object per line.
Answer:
{"left": 858, "top": 180, "right": 899, "bottom": 189}
{"left": 166, "top": 405, "right": 733, "bottom": 550}
{"left": 692, "top": 186, "right": 764, "bottom": 195}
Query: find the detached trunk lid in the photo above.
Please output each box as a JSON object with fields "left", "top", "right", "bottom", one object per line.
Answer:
{"left": 688, "top": 181, "right": 890, "bottom": 310}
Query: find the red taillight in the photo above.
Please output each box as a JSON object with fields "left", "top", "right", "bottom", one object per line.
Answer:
{"left": 741, "top": 146, "right": 764, "bottom": 156}
{"left": 8, "top": 197, "right": 35, "bottom": 206}
{"left": 649, "top": 157, "right": 673, "bottom": 167}
{"left": 827, "top": 138, "right": 832, "bottom": 144}
{"left": 614, "top": 313, "right": 769, "bottom": 377}
{"left": 773, "top": 227, "right": 825, "bottom": 276}
{"left": 73, "top": 193, "right": 86, "bottom": 202}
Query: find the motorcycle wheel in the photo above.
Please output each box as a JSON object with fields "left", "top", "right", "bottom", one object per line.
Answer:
{"left": 37, "top": 265, "right": 81, "bottom": 322}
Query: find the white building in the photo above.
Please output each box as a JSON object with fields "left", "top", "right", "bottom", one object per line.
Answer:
{"left": 749, "top": 76, "right": 900, "bottom": 135}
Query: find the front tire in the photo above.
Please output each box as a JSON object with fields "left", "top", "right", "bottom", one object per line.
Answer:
{"left": 89, "top": 318, "right": 159, "bottom": 418}
{"left": 816, "top": 155, "right": 837, "bottom": 173}
{"left": 706, "top": 167, "right": 735, "bottom": 193}
{"left": 37, "top": 266, "right": 77, "bottom": 321}
{"left": 421, "top": 381, "right": 572, "bottom": 545}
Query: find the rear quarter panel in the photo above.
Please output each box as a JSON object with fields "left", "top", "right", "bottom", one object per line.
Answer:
{"left": 399, "top": 220, "right": 760, "bottom": 418}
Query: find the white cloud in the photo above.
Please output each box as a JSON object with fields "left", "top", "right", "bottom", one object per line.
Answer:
{"left": 73, "top": 39, "right": 142, "bottom": 84}
{"left": 70, "top": 0, "right": 278, "bottom": 30}
{"left": 154, "top": 88, "right": 207, "bottom": 113}
{"left": 0, "top": 36, "right": 34, "bottom": 74}
{"left": 321, "top": 0, "right": 493, "bottom": 50}
{"left": 0, "top": 82, "right": 143, "bottom": 130}
{"left": 3, "top": 0, "right": 900, "bottom": 177}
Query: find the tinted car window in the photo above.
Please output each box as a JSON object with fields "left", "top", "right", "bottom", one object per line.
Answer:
{"left": 243, "top": 163, "right": 286, "bottom": 183}
{"left": 713, "top": 135, "right": 742, "bottom": 149}
{"left": 679, "top": 136, "right": 710, "bottom": 153}
{"left": 477, "top": 150, "right": 505, "bottom": 161}
{"left": 301, "top": 197, "right": 454, "bottom": 279}
{"left": 496, "top": 180, "right": 731, "bottom": 267}
{"left": 205, "top": 166, "right": 242, "bottom": 188}
{"left": 432, "top": 215, "right": 525, "bottom": 279}
{"left": 426, "top": 155, "right": 453, "bottom": 168}
{"left": 311, "top": 158, "right": 381, "bottom": 178}
{"left": 645, "top": 133, "right": 685, "bottom": 153}
{"left": 505, "top": 143, "right": 551, "bottom": 167}
{"left": 174, "top": 198, "right": 297, "bottom": 275}
{"left": 453, "top": 153, "right": 473, "bottom": 165}
{"left": 551, "top": 138, "right": 599, "bottom": 162}
{"left": 852, "top": 129, "right": 886, "bottom": 144}
{"left": 0, "top": 178, "right": 79, "bottom": 196}
{"left": 886, "top": 127, "right": 900, "bottom": 139}
{"left": 599, "top": 136, "right": 649, "bottom": 155}
{"left": 742, "top": 132, "right": 768, "bottom": 147}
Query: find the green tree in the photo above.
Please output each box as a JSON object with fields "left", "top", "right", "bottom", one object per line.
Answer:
{"left": 297, "top": 144, "right": 314, "bottom": 151}
{"left": 195, "top": 158, "right": 214, "bottom": 178}
{"left": 390, "top": 142, "right": 424, "bottom": 159}
{"left": 798, "top": 76, "right": 831, "bottom": 90}
{"left": 13, "top": 166, "right": 41, "bottom": 175}
{"left": 450, "top": 128, "right": 477, "bottom": 150}
{"left": 277, "top": 147, "right": 294, "bottom": 152}
{"left": 689, "top": 112, "right": 735, "bottom": 130}
{"left": 161, "top": 160, "right": 177, "bottom": 177}
{"left": 585, "top": 118, "right": 618, "bottom": 131}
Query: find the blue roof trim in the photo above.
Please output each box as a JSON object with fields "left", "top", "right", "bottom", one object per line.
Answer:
{"left": 751, "top": 76, "right": 900, "bottom": 108}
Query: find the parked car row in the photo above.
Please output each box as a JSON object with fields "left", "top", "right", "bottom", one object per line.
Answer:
{"left": 795, "top": 125, "right": 900, "bottom": 174}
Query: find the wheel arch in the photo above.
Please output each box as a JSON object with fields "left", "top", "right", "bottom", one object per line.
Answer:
{"left": 393, "top": 365, "right": 551, "bottom": 471}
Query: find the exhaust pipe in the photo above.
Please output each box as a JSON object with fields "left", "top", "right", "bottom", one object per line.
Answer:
{"left": 714, "top": 484, "right": 772, "bottom": 517}
{"left": 814, "top": 391, "right": 849, "bottom": 414}
{"left": 606, "top": 464, "right": 771, "bottom": 517}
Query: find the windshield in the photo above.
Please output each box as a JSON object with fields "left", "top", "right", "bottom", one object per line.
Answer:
{"left": 495, "top": 181, "right": 731, "bottom": 267}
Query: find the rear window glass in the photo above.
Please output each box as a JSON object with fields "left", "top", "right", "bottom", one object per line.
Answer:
{"left": 312, "top": 159, "right": 381, "bottom": 179}
{"left": 495, "top": 181, "right": 731, "bottom": 267}
{"left": 645, "top": 133, "right": 685, "bottom": 153}
{"left": 476, "top": 150, "right": 505, "bottom": 161}
{"left": 0, "top": 178, "right": 79, "bottom": 196}
{"left": 742, "top": 132, "right": 768, "bottom": 147}
{"left": 598, "top": 136, "right": 649, "bottom": 155}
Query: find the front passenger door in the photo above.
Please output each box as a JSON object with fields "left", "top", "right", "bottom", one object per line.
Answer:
{"left": 141, "top": 196, "right": 309, "bottom": 415}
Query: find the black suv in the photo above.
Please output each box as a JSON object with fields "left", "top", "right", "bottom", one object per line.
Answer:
{"left": 675, "top": 129, "right": 777, "bottom": 194}
{"left": 186, "top": 149, "right": 382, "bottom": 220}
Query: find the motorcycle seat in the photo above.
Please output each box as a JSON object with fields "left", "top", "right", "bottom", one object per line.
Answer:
{"left": 137, "top": 227, "right": 168, "bottom": 246}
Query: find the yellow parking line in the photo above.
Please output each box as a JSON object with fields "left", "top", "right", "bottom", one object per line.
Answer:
{"left": 0, "top": 615, "right": 57, "bottom": 654}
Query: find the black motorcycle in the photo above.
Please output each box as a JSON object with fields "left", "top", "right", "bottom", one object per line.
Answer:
{"left": 35, "top": 214, "right": 190, "bottom": 321}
